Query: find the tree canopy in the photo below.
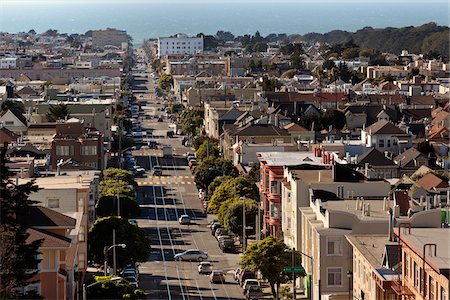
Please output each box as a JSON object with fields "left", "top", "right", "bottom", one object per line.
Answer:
{"left": 207, "top": 176, "right": 258, "bottom": 213}
{"left": 88, "top": 217, "right": 151, "bottom": 269}
{"left": 222, "top": 198, "right": 258, "bottom": 237}
{"left": 179, "top": 108, "right": 204, "bottom": 136}
{"left": 321, "top": 109, "right": 347, "bottom": 130}
{"left": 195, "top": 139, "right": 220, "bottom": 161}
{"left": 103, "top": 168, "right": 135, "bottom": 186}
{"left": 87, "top": 276, "right": 145, "bottom": 299}
{"left": 0, "top": 149, "right": 43, "bottom": 299}
{"left": 194, "top": 157, "right": 236, "bottom": 191}
{"left": 240, "top": 237, "right": 303, "bottom": 299}
{"left": 96, "top": 195, "right": 141, "bottom": 219}
{"left": 46, "top": 103, "right": 71, "bottom": 122}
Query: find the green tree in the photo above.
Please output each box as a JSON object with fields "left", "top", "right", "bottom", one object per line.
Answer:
{"left": 223, "top": 198, "right": 258, "bottom": 237}
{"left": 0, "top": 149, "right": 43, "bottom": 298}
{"left": 299, "top": 113, "right": 321, "bottom": 131}
{"left": 322, "top": 59, "right": 336, "bottom": 70}
{"left": 1, "top": 100, "right": 25, "bottom": 114}
{"left": 195, "top": 140, "right": 220, "bottom": 161}
{"left": 290, "top": 51, "right": 304, "bottom": 69}
{"left": 341, "top": 47, "right": 359, "bottom": 59}
{"left": 179, "top": 108, "right": 204, "bottom": 136}
{"left": 194, "top": 157, "right": 236, "bottom": 191}
{"left": 416, "top": 140, "right": 435, "bottom": 156}
{"left": 87, "top": 276, "right": 145, "bottom": 299}
{"left": 111, "top": 135, "right": 135, "bottom": 154}
{"left": 103, "top": 168, "right": 135, "bottom": 186}
{"left": 240, "top": 237, "right": 300, "bottom": 299}
{"left": 46, "top": 103, "right": 71, "bottom": 122}
{"left": 321, "top": 109, "right": 346, "bottom": 130}
{"left": 157, "top": 74, "right": 173, "bottom": 92}
{"left": 207, "top": 175, "right": 233, "bottom": 198}
{"left": 96, "top": 195, "right": 141, "bottom": 219}
{"left": 193, "top": 136, "right": 218, "bottom": 150}
{"left": 99, "top": 179, "right": 135, "bottom": 199}
{"left": 208, "top": 177, "right": 258, "bottom": 213}
{"left": 258, "top": 75, "right": 282, "bottom": 92}
{"left": 88, "top": 217, "right": 151, "bottom": 269}
{"left": 281, "top": 69, "right": 299, "bottom": 79}
{"left": 248, "top": 163, "right": 260, "bottom": 182}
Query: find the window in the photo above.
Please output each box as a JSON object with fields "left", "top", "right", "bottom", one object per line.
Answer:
{"left": 404, "top": 253, "right": 409, "bottom": 277}
{"left": 327, "top": 236, "right": 342, "bottom": 256}
{"left": 270, "top": 203, "right": 280, "bottom": 219}
{"left": 387, "top": 139, "right": 391, "bottom": 147}
{"left": 429, "top": 276, "right": 435, "bottom": 300}
{"left": 270, "top": 180, "right": 280, "bottom": 194}
{"left": 79, "top": 226, "right": 85, "bottom": 242}
{"left": 5, "top": 121, "right": 14, "bottom": 125}
{"left": 81, "top": 145, "right": 97, "bottom": 156}
{"left": 413, "top": 262, "right": 418, "bottom": 288}
{"left": 47, "top": 198, "right": 60, "bottom": 208}
{"left": 56, "top": 145, "right": 73, "bottom": 156}
{"left": 440, "top": 286, "right": 447, "bottom": 300}
{"left": 327, "top": 268, "right": 342, "bottom": 286}
{"left": 379, "top": 139, "right": 385, "bottom": 148}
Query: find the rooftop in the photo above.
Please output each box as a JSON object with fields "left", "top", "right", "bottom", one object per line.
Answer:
{"left": 258, "top": 151, "right": 329, "bottom": 166}
{"left": 346, "top": 234, "right": 395, "bottom": 268}
{"left": 319, "top": 198, "right": 391, "bottom": 220}
{"left": 17, "top": 170, "right": 100, "bottom": 189}
{"left": 394, "top": 228, "right": 450, "bottom": 272}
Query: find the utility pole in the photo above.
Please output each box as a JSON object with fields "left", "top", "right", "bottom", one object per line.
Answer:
{"left": 292, "top": 248, "right": 296, "bottom": 300}
{"left": 242, "top": 201, "right": 246, "bottom": 252}
{"left": 112, "top": 229, "right": 117, "bottom": 275}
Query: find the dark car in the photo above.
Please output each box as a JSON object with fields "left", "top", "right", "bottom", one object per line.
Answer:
{"left": 219, "top": 240, "right": 237, "bottom": 253}
{"left": 239, "top": 270, "right": 256, "bottom": 286}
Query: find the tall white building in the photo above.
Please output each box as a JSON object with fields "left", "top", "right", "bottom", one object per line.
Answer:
{"left": 158, "top": 34, "right": 203, "bottom": 58}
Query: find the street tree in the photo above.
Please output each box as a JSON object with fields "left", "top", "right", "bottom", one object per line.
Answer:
{"left": 207, "top": 175, "right": 233, "bottom": 198}
{"left": 0, "top": 149, "right": 43, "bottom": 299}
{"left": 157, "top": 74, "right": 173, "bottom": 92}
{"left": 103, "top": 168, "right": 135, "bottom": 186}
{"left": 321, "top": 109, "right": 346, "bottom": 130}
{"left": 88, "top": 217, "right": 151, "bottom": 269}
{"left": 240, "top": 237, "right": 301, "bottom": 299}
{"left": 193, "top": 136, "right": 218, "bottom": 150}
{"left": 195, "top": 140, "right": 220, "bottom": 161}
{"left": 96, "top": 195, "right": 141, "bottom": 219}
{"left": 207, "top": 176, "right": 258, "bottom": 213}
{"left": 179, "top": 108, "right": 204, "bottom": 136}
{"left": 223, "top": 198, "right": 258, "bottom": 237}
{"left": 99, "top": 179, "right": 135, "bottom": 199}
{"left": 194, "top": 157, "right": 236, "bottom": 191}
{"left": 46, "top": 103, "right": 71, "bottom": 122}
{"left": 87, "top": 276, "right": 145, "bottom": 299}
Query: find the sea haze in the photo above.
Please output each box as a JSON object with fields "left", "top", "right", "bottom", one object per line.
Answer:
{"left": 0, "top": 1, "right": 448, "bottom": 43}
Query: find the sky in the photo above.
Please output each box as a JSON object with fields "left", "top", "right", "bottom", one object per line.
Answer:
{"left": 2, "top": 0, "right": 449, "bottom": 3}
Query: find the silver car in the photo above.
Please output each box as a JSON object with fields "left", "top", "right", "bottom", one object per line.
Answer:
{"left": 174, "top": 249, "right": 208, "bottom": 262}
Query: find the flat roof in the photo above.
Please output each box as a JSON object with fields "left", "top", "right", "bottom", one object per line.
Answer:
{"left": 258, "top": 151, "right": 326, "bottom": 166}
{"left": 346, "top": 234, "right": 394, "bottom": 268}
{"left": 320, "top": 198, "right": 390, "bottom": 220}
{"left": 394, "top": 228, "right": 450, "bottom": 271}
{"left": 17, "top": 170, "right": 99, "bottom": 189}
{"left": 290, "top": 169, "right": 333, "bottom": 183}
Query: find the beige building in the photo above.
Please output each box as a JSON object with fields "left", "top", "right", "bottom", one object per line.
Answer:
{"left": 186, "top": 86, "right": 258, "bottom": 107}
{"left": 297, "top": 189, "right": 441, "bottom": 299}
{"left": 393, "top": 227, "right": 449, "bottom": 300}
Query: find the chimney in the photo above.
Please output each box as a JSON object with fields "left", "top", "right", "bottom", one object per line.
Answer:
{"left": 388, "top": 208, "right": 394, "bottom": 241}
{"left": 355, "top": 197, "right": 360, "bottom": 210}
{"left": 365, "top": 203, "right": 371, "bottom": 216}
{"left": 364, "top": 163, "right": 369, "bottom": 177}
{"left": 362, "top": 201, "right": 366, "bottom": 216}
{"left": 360, "top": 197, "right": 365, "bottom": 210}
{"left": 393, "top": 205, "right": 400, "bottom": 218}
{"left": 318, "top": 171, "right": 322, "bottom": 182}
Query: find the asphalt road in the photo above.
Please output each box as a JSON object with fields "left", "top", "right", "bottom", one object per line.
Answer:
{"left": 129, "top": 48, "right": 245, "bottom": 300}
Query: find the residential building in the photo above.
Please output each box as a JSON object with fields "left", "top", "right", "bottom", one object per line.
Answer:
{"left": 204, "top": 104, "right": 245, "bottom": 139}
{"left": 222, "top": 124, "right": 292, "bottom": 161}
{"left": 0, "top": 109, "right": 28, "bottom": 134}
{"left": 0, "top": 57, "right": 17, "bottom": 68}
{"left": 92, "top": 28, "right": 128, "bottom": 49}
{"left": 393, "top": 147, "right": 428, "bottom": 175}
{"left": 361, "top": 119, "right": 412, "bottom": 154}
{"left": 0, "top": 125, "right": 18, "bottom": 145}
{"left": 283, "top": 122, "right": 315, "bottom": 143}
{"left": 22, "top": 206, "right": 83, "bottom": 300}
{"left": 356, "top": 148, "right": 399, "bottom": 179}
{"left": 158, "top": 34, "right": 203, "bottom": 58}
{"left": 392, "top": 227, "right": 449, "bottom": 300}
{"left": 50, "top": 118, "right": 104, "bottom": 170}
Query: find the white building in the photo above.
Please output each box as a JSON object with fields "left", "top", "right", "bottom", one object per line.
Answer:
{"left": 0, "top": 57, "right": 18, "bottom": 69}
{"left": 158, "top": 34, "right": 203, "bottom": 58}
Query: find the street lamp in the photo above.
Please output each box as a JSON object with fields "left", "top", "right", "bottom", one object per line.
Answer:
{"left": 103, "top": 243, "right": 126, "bottom": 276}
{"left": 83, "top": 277, "right": 122, "bottom": 300}
{"left": 285, "top": 247, "right": 298, "bottom": 300}
{"left": 347, "top": 270, "right": 353, "bottom": 300}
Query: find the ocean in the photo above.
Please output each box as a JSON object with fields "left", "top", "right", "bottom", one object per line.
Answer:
{"left": 0, "top": 1, "right": 448, "bottom": 44}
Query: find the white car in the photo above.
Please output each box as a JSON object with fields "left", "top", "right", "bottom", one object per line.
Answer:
{"left": 174, "top": 249, "right": 208, "bottom": 262}
{"left": 197, "top": 261, "right": 212, "bottom": 274}
{"left": 179, "top": 215, "right": 191, "bottom": 225}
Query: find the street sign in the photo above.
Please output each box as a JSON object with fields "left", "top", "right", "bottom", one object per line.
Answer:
{"left": 284, "top": 266, "right": 305, "bottom": 273}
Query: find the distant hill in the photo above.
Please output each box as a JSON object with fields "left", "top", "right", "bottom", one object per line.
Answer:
{"left": 300, "top": 23, "right": 449, "bottom": 58}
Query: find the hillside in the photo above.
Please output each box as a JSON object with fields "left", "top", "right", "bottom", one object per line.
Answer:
{"left": 300, "top": 23, "right": 449, "bottom": 58}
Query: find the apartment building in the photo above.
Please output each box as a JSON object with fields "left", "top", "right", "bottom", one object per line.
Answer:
{"left": 300, "top": 197, "right": 441, "bottom": 300}
{"left": 92, "top": 28, "right": 128, "bottom": 49}
{"left": 392, "top": 227, "right": 449, "bottom": 300}
{"left": 158, "top": 34, "right": 203, "bottom": 58}
{"left": 50, "top": 118, "right": 104, "bottom": 170}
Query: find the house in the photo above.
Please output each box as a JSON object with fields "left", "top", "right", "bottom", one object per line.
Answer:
{"left": 22, "top": 206, "right": 84, "bottom": 300}
{"left": 392, "top": 228, "right": 449, "bottom": 300}
{"left": 361, "top": 119, "right": 411, "bottom": 154}
{"left": 50, "top": 118, "right": 104, "bottom": 170}
{"left": 344, "top": 104, "right": 400, "bottom": 129}
{"left": 0, "top": 125, "right": 18, "bottom": 145}
{"left": 221, "top": 124, "right": 291, "bottom": 161}
{"left": 0, "top": 109, "right": 28, "bottom": 134}
{"left": 356, "top": 148, "right": 399, "bottom": 179}
{"left": 203, "top": 103, "right": 245, "bottom": 139}
{"left": 393, "top": 147, "right": 428, "bottom": 175}
{"left": 283, "top": 122, "right": 315, "bottom": 143}
{"left": 427, "top": 125, "right": 449, "bottom": 144}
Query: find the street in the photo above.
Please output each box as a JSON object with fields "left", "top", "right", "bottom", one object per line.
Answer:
{"left": 129, "top": 48, "right": 245, "bottom": 300}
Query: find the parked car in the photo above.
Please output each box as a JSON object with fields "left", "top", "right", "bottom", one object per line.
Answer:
{"left": 178, "top": 215, "right": 191, "bottom": 225}
{"left": 214, "top": 228, "right": 228, "bottom": 240}
{"left": 174, "top": 249, "right": 208, "bottom": 262}
{"left": 239, "top": 270, "right": 256, "bottom": 286}
{"left": 243, "top": 279, "right": 260, "bottom": 294}
{"left": 197, "top": 262, "right": 212, "bottom": 274}
{"left": 148, "top": 140, "right": 158, "bottom": 149}
{"left": 210, "top": 270, "right": 225, "bottom": 283}
{"left": 245, "top": 285, "right": 263, "bottom": 300}
{"left": 219, "top": 239, "right": 237, "bottom": 253}
{"left": 211, "top": 223, "right": 223, "bottom": 235}
{"left": 133, "top": 166, "right": 146, "bottom": 177}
